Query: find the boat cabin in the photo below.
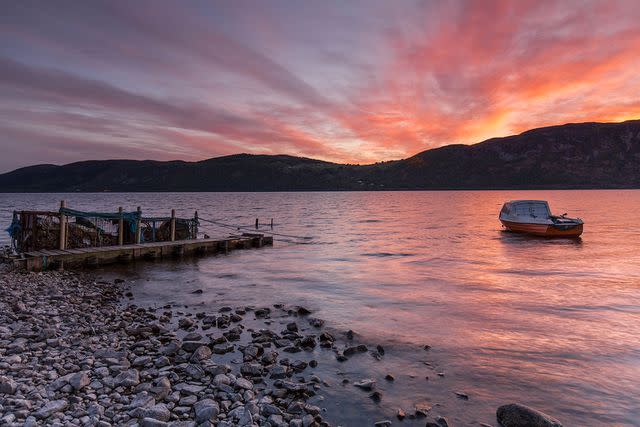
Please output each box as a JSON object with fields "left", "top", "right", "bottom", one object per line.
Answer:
{"left": 499, "top": 200, "right": 552, "bottom": 224}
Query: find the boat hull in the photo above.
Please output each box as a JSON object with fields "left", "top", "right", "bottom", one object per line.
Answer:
{"left": 500, "top": 220, "right": 583, "bottom": 237}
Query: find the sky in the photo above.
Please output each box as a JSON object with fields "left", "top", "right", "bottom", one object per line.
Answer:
{"left": 1, "top": 0, "right": 640, "bottom": 172}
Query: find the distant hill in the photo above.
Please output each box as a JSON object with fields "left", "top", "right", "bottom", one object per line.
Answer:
{"left": 1, "top": 120, "right": 639, "bottom": 191}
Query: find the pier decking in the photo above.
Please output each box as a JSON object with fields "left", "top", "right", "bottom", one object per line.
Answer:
{"left": 14, "top": 234, "right": 273, "bottom": 271}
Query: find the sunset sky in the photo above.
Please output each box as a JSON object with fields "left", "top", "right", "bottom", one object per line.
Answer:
{"left": 2, "top": 0, "right": 640, "bottom": 172}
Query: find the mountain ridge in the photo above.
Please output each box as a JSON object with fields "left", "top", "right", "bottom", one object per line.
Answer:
{"left": 2, "top": 120, "right": 639, "bottom": 191}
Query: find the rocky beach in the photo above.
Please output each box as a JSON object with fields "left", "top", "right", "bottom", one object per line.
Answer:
{"left": 0, "top": 266, "right": 567, "bottom": 427}
{"left": 0, "top": 268, "right": 474, "bottom": 427}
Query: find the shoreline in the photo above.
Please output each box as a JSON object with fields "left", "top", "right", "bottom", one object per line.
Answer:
{"left": 0, "top": 269, "right": 452, "bottom": 426}
{"left": 0, "top": 269, "right": 565, "bottom": 427}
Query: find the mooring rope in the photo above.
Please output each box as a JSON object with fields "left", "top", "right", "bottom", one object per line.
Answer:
{"left": 197, "top": 216, "right": 313, "bottom": 241}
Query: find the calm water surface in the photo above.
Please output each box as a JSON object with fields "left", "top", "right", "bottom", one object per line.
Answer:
{"left": 2, "top": 191, "right": 639, "bottom": 426}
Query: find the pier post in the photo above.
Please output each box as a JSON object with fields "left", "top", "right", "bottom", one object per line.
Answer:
{"left": 59, "top": 200, "right": 67, "bottom": 250}
{"left": 170, "top": 209, "right": 176, "bottom": 241}
{"left": 194, "top": 211, "right": 199, "bottom": 239}
{"left": 255, "top": 218, "right": 259, "bottom": 229}
{"left": 118, "top": 207, "right": 124, "bottom": 246}
{"left": 270, "top": 218, "right": 273, "bottom": 229}
{"left": 135, "top": 206, "right": 142, "bottom": 244}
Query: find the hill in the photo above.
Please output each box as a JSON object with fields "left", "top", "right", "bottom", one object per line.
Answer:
{"left": 1, "top": 120, "right": 639, "bottom": 191}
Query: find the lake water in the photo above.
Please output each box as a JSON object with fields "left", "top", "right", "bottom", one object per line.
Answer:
{"left": 2, "top": 191, "right": 639, "bottom": 426}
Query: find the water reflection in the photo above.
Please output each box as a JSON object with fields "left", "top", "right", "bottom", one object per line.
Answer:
{"left": 1, "top": 190, "right": 639, "bottom": 425}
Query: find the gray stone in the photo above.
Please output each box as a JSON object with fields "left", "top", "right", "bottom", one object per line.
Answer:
{"left": 133, "top": 356, "right": 152, "bottom": 367}
{"left": 141, "top": 417, "right": 169, "bottom": 427}
{"left": 261, "top": 403, "right": 282, "bottom": 416}
{"left": 0, "top": 376, "right": 18, "bottom": 394}
{"left": 69, "top": 372, "right": 90, "bottom": 391}
{"left": 190, "top": 345, "right": 212, "bottom": 362}
{"left": 114, "top": 369, "right": 140, "bottom": 387}
{"left": 353, "top": 378, "right": 375, "bottom": 391}
{"left": 497, "top": 403, "right": 563, "bottom": 427}
{"left": 235, "top": 377, "right": 254, "bottom": 390}
{"left": 145, "top": 403, "right": 171, "bottom": 421}
{"left": 150, "top": 376, "right": 171, "bottom": 400}
{"left": 194, "top": 398, "right": 219, "bottom": 423}
{"left": 34, "top": 399, "right": 68, "bottom": 419}
{"left": 130, "top": 391, "right": 155, "bottom": 409}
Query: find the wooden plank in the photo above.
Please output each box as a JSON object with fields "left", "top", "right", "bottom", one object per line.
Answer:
{"left": 38, "top": 249, "right": 59, "bottom": 256}
{"left": 18, "top": 233, "right": 272, "bottom": 271}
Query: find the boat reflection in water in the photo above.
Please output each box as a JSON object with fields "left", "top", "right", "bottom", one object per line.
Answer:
{"left": 499, "top": 200, "right": 584, "bottom": 237}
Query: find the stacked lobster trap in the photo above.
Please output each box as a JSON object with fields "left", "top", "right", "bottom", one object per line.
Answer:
{"left": 6, "top": 202, "right": 199, "bottom": 254}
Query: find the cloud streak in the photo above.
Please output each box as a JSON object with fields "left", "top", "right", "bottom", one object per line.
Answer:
{"left": 1, "top": 0, "right": 640, "bottom": 172}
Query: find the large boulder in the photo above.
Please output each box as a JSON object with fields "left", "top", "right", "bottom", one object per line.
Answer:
{"left": 497, "top": 403, "right": 562, "bottom": 427}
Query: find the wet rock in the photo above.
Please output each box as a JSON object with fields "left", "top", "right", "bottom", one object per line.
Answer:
{"left": 191, "top": 345, "right": 212, "bottom": 361}
{"left": 269, "top": 365, "right": 288, "bottom": 379}
{"left": 283, "top": 345, "right": 302, "bottom": 353}
{"left": 385, "top": 374, "right": 395, "bottom": 381}
{"left": 455, "top": 391, "right": 469, "bottom": 400}
{"left": 369, "top": 390, "right": 383, "bottom": 402}
{"left": 287, "top": 322, "right": 298, "bottom": 332}
{"left": 496, "top": 403, "right": 563, "bottom": 427}
{"left": 178, "top": 317, "right": 194, "bottom": 329}
{"left": 191, "top": 289, "right": 203, "bottom": 294}
{"left": 255, "top": 308, "right": 271, "bottom": 318}
{"left": 374, "top": 421, "right": 392, "bottom": 427}
{"left": 426, "top": 416, "right": 450, "bottom": 427}
{"left": 415, "top": 404, "right": 432, "bottom": 417}
{"left": 300, "top": 335, "right": 317, "bottom": 349}
{"left": 353, "top": 379, "right": 375, "bottom": 391}
{"left": 184, "top": 332, "right": 203, "bottom": 341}
{"left": 213, "top": 343, "right": 235, "bottom": 354}
{"left": 224, "top": 326, "right": 243, "bottom": 341}
{"left": 308, "top": 317, "right": 324, "bottom": 328}
{"left": 262, "top": 350, "right": 278, "bottom": 365}
{"left": 241, "top": 363, "right": 263, "bottom": 377}
{"left": 292, "top": 360, "right": 308, "bottom": 372}
{"left": 182, "top": 340, "right": 205, "bottom": 352}
{"left": 397, "top": 408, "right": 406, "bottom": 420}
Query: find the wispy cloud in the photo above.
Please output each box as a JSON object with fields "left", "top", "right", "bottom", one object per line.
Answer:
{"left": 1, "top": 0, "right": 639, "bottom": 172}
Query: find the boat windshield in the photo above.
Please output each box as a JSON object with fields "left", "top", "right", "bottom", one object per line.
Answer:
{"left": 512, "top": 202, "right": 550, "bottom": 219}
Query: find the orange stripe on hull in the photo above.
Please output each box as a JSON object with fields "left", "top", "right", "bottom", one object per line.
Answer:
{"left": 500, "top": 220, "right": 583, "bottom": 237}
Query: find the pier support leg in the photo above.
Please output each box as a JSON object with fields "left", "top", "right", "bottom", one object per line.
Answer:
{"left": 170, "top": 209, "right": 176, "bottom": 241}
{"left": 118, "top": 207, "right": 124, "bottom": 246}
{"left": 59, "top": 200, "right": 67, "bottom": 250}
{"left": 135, "top": 206, "right": 142, "bottom": 244}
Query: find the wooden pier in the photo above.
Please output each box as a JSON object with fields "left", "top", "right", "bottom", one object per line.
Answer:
{"left": 13, "top": 234, "right": 273, "bottom": 271}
